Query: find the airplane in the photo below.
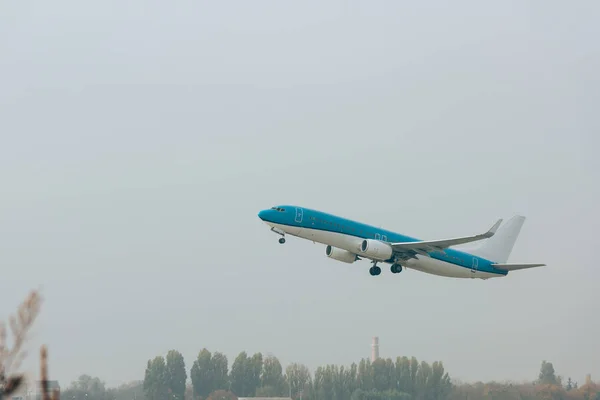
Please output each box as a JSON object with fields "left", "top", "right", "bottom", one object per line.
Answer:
{"left": 257, "top": 205, "right": 545, "bottom": 279}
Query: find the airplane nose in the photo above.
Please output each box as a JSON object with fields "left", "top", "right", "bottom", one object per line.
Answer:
{"left": 258, "top": 210, "right": 267, "bottom": 220}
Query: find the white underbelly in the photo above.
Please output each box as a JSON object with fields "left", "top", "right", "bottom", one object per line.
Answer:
{"left": 278, "top": 225, "right": 362, "bottom": 253}
{"left": 304, "top": 227, "right": 361, "bottom": 251}
{"left": 407, "top": 256, "right": 501, "bottom": 280}
{"left": 269, "top": 223, "right": 502, "bottom": 280}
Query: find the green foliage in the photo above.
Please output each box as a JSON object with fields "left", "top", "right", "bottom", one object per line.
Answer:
{"left": 143, "top": 356, "right": 169, "bottom": 400}
{"left": 191, "top": 348, "right": 215, "bottom": 398}
{"left": 212, "top": 351, "right": 230, "bottom": 392}
{"left": 538, "top": 361, "right": 558, "bottom": 385}
{"left": 249, "top": 352, "right": 264, "bottom": 395}
{"left": 190, "top": 349, "right": 230, "bottom": 398}
{"left": 61, "top": 375, "right": 110, "bottom": 400}
{"left": 166, "top": 350, "right": 187, "bottom": 400}
{"left": 136, "top": 350, "right": 596, "bottom": 400}
{"left": 227, "top": 351, "right": 265, "bottom": 397}
{"left": 261, "top": 355, "right": 286, "bottom": 396}
{"left": 229, "top": 351, "right": 249, "bottom": 397}
{"left": 106, "top": 381, "right": 145, "bottom": 400}
{"left": 286, "top": 362, "right": 313, "bottom": 398}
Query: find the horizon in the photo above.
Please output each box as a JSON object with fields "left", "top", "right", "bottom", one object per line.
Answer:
{"left": 1, "top": 0, "right": 598, "bottom": 392}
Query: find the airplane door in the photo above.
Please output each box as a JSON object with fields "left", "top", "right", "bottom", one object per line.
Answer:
{"left": 295, "top": 207, "right": 304, "bottom": 223}
{"left": 471, "top": 257, "right": 478, "bottom": 274}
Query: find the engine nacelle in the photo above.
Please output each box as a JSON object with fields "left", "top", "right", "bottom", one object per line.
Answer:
{"left": 326, "top": 245, "right": 358, "bottom": 264}
{"left": 359, "top": 239, "right": 393, "bottom": 261}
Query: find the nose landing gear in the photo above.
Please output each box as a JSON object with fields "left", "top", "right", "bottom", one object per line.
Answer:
{"left": 271, "top": 227, "right": 286, "bottom": 244}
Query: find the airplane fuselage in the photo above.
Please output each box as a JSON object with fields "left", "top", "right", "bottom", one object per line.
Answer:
{"left": 258, "top": 205, "right": 509, "bottom": 279}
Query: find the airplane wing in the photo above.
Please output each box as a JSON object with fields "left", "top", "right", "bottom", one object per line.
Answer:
{"left": 491, "top": 263, "right": 546, "bottom": 271}
{"left": 389, "top": 219, "right": 502, "bottom": 258}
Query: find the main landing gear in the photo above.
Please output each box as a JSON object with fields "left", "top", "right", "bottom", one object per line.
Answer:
{"left": 369, "top": 261, "right": 403, "bottom": 276}
{"left": 369, "top": 261, "right": 381, "bottom": 276}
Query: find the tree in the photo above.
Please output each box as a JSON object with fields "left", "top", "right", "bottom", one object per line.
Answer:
{"left": 372, "top": 358, "right": 393, "bottom": 392}
{"left": 536, "top": 381, "right": 566, "bottom": 400}
{"left": 105, "top": 381, "right": 146, "bottom": 400}
{"left": 212, "top": 352, "right": 230, "bottom": 392}
{"left": 230, "top": 351, "right": 249, "bottom": 397}
{"left": 61, "top": 374, "right": 109, "bottom": 400}
{"left": 313, "top": 365, "right": 334, "bottom": 400}
{"left": 285, "top": 363, "right": 312, "bottom": 399}
{"left": 249, "top": 352, "right": 263, "bottom": 396}
{"left": 191, "top": 348, "right": 214, "bottom": 398}
{"left": 261, "top": 355, "right": 285, "bottom": 396}
{"left": 395, "top": 356, "right": 412, "bottom": 394}
{"left": 538, "top": 361, "right": 558, "bottom": 386}
{"left": 410, "top": 357, "right": 419, "bottom": 396}
{"left": 166, "top": 350, "right": 187, "bottom": 400}
{"left": 357, "top": 359, "right": 373, "bottom": 392}
{"left": 144, "top": 356, "right": 169, "bottom": 400}
{"left": 0, "top": 290, "right": 42, "bottom": 399}
{"left": 430, "top": 361, "right": 452, "bottom": 400}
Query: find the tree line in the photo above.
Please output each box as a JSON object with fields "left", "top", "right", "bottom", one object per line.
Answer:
{"left": 58, "top": 351, "right": 599, "bottom": 400}
{"left": 140, "top": 349, "right": 452, "bottom": 400}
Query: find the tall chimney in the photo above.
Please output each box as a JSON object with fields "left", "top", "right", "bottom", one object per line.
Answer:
{"left": 371, "top": 337, "right": 379, "bottom": 362}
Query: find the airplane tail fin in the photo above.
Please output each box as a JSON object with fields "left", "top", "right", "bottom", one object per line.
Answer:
{"left": 468, "top": 215, "right": 526, "bottom": 263}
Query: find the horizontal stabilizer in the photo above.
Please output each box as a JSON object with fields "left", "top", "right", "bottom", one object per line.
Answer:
{"left": 492, "top": 263, "right": 546, "bottom": 271}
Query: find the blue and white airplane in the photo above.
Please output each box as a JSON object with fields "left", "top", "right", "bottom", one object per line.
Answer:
{"left": 258, "top": 205, "right": 545, "bottom": 279}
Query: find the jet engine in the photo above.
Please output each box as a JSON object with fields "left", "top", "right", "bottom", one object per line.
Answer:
{"left": 326, "top": 245, "right": 358, "bottom": 264}
{"left": 359, "top": 239, "right": 393, "bottom": 261}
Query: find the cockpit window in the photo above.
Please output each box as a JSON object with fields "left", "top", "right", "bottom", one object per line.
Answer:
{"left": 270, "top": 206, "right": 285, "bottom": 212}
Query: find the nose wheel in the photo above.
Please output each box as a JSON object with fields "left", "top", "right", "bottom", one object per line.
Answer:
{"left": 270, "top": 227, "right": 286, "bottom": 244}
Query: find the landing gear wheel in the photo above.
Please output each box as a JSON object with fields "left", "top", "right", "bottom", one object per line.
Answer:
{"left": 391, "top": 264, "right": 403, "bottom": 274}
{"left": 278, "top": 238, "right": 286, "bottom": 244}
{"left": 369, "top": 266, "right": 381, "bottom": 276}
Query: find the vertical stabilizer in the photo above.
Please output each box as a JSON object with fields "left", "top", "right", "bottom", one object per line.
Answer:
{"left": 469, "top": 215, "right": 526, "bottom": 263}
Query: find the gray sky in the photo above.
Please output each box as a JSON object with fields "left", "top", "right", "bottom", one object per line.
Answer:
{"left": 1, "top": 0, "right": 598, "bottom": 389}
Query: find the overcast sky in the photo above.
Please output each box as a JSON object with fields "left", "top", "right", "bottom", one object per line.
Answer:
{"left": 1, "top": 0, "right": 598, "bottom": 389}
